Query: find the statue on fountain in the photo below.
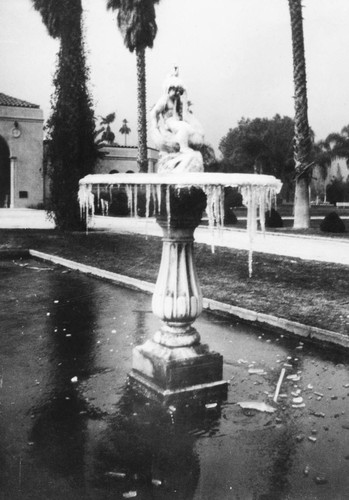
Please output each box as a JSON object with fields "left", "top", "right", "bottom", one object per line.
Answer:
{"left": 150, "top": 66, "right": 205, "bottom": 173}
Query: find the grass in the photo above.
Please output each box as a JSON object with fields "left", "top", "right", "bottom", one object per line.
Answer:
{"left": 1, "top": 227, "right": 349, "bottom": 337}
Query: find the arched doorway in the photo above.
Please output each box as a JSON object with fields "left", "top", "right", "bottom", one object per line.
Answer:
{"left": 0, "top": 136, "right": 10, "bottom": 207}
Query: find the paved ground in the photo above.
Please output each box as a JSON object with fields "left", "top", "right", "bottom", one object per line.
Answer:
{"left": 1, "top": 258, "right": 349, "bottom": 499}
{"left": 0, "top": 208, "right": 55, "bottom": 229}
{"left": 2, "top": 208, "right": 349, "bottom": 266}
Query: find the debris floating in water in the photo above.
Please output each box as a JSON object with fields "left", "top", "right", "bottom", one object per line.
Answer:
{"left": 105, "top": 471, "right": 126, "bottom": 479}
{"left": 122, "top": 492, "right": 137, "bottom": 498}
{"left": 78, "top": 173, "right": 282, "bottom": 276}
{"left": 237, "top": 401, "right": 277, "bottom": 413}
{"left": 273, "top": 368, "right": 286, "bottom": 403}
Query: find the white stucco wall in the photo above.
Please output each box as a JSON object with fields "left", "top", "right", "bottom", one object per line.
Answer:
{"left": 95, "top": 146, "right": 159, "bottom": 174}
{"left": 0, "top": 105, "right": 44, "bottom": 208}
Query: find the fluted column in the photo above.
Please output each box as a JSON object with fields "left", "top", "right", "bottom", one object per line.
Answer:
{"left": 129, "top": 186, "right": 227, "bottom": 401}
{"left": 152, "top": 224, "right": 202, "bottom": 347}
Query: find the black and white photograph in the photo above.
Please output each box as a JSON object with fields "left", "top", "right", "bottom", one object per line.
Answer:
{"left": 1, "top": 1, "right": 349, "bottom": 498}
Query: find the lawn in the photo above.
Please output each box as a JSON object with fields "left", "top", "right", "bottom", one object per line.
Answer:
{"left": 1, "top": 228, "right": 349, "bottom": 337}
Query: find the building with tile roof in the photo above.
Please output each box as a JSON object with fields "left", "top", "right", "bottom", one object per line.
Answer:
{"left": 0, "top": 92, "right": 40, "bottom": 109}
{"left": 0, "top": 92, "right": 44, "bottom": 208}
{"left": 0, "top": 92, "right": 159, "bottom": 213}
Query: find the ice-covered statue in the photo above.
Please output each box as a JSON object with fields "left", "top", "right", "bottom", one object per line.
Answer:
{"left": 150, "top": 66, "right": 205, "bottom": 173}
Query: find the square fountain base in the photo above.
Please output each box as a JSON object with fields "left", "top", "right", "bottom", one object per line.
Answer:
{"left": 128, "top": 339, "right": 228, "bottom": 405}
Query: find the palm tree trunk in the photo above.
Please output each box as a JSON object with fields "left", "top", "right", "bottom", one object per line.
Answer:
{"left": 136, "top": 47, "right": 148, "bottom": 172}
{"left": 288, "top": 0, "right": 312, "bottom": 229}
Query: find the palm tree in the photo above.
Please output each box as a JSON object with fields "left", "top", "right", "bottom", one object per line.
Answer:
{"left": 32, "top": 0, "right": 98, "bottom": 230}
{"left": 100, "top": 112, "right": 116, "bottom": 144}
{"left": 288, "top": 0, "right": 312, "bottom": 229}
{"left": 119, "top": 118, "right": 131, "bottom": 146}
{"left": 106, "top": 0, "right": 160, "bottom": 172}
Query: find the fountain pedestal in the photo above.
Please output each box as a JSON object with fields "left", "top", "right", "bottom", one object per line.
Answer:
{"left": 129, "top": 188, "right": 228, "bottom": 404}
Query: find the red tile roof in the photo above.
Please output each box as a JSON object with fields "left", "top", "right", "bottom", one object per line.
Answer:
{"left": 0, "top": 92, "right": 39, "bottom": 109}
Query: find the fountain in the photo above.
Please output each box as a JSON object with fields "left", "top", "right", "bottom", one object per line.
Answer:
{"left": 78, "top": 68, "right": 281, "bottom": 404}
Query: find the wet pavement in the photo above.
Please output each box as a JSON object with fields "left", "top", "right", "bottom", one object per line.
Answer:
{"left": 1, "top": 258, "right": 349, "bottom": 499}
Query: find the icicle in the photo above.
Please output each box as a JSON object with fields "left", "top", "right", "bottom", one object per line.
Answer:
{"left": 259, "top": 187, "right": 266, "bottom": 235}
{"left": 219, "top": 185, "right": 225, "bottom": 228}
{"left": 166, "top": 185, "right": 171, "bottom": 229}
{"left": 149, "top": 184, "right": 155, "bottom": 216}
{"left": 125, "top": 184, "right": 131, "bottom": 216}
{"left": 78, "top": 185, "right": 84, "bottom": 221}
{"left": 211, "top": 186, "right": 217, "bottom": 224}
{"left": 156, "top": 184, "right": 162, "bottom": 215}
{"left": 97, "top": 184, "right": 100, "bottom": 211}
{"left": 77, "top": 183, "right": 95, "bottom": 233}
{"left": 244, "top": 186, "right": 253, "bottom": 278}
{"left": 204, "top": 185, "right": 216, "bottom": 253}
{"left": 134, "top": 185, "right": 138, "bottom": 217}
{"left": 125, "top": 185, "right": 130, "bottom": 216}
{"left": 145, "top": 184, "right": 151, "bottom": 219}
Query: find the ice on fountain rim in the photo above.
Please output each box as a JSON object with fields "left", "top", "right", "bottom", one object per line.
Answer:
{"left": 79, "top": 172, "right": 282, "bottom": 190}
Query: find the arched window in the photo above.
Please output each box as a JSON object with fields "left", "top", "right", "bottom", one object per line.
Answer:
{"left": 109, "top": 169, "right": 119, "bottom": 174}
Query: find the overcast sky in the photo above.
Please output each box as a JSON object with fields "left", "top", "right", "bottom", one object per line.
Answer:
{"left": 1, "top": 0, "right": 348, "bottom": 155}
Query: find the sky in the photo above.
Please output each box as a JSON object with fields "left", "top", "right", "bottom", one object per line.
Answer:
{"left": 1, "top": 0, "right": 349, "bottom": 156}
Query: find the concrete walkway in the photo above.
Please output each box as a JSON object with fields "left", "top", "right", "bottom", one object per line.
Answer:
{"left": 90, "top": 215, "right": 349, "bottom": 266}
{"left": 1, "top": 208, "right": 349, "bottom": 266}
{"left": 0, "top": 208, "right": 55, "bottom": 229}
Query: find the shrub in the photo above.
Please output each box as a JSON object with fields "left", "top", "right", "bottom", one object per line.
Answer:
{"left": 224, "top": 208, "right": 238, "bottom": 225}
{"left": 109, "top": 190, "right": 129, "bottom": 216}
{"left": 320, "top": 212, "right": 345, "bottom": 233}
{"left": 326, "top": 179, "right": 349, "bottom": 205}
{"left": 265, "top": 208, "right": 283, "bottom": 228}
{"left": 225, "top": 187, "right": 243, "bottom": 208}
{"left": 223, "top": 187, "right": 242, "bottom": 225}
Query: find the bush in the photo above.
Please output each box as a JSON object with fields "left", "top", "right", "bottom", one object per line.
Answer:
{"left": 109, "top": 190, "right": 129, "bottom": 216}
{"left": 223, "top": 187, "right": 242, "bottom": 225}
{"left": 320, "top": 212, "right": 345, "bottom": 233}
{"left": 225, "top": 187, "right": 243, "bottom": 208}
{"left": 265, "top": 208, "right": 283, "bottom": 228}
{"left": 224, "top": 208, "right": 238, "bottom": 225}
{"left": 326, "top": 179, "right": 349, "bottom": 205}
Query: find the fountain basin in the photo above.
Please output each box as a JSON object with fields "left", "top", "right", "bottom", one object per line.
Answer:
{"left": 78, "top": 172, "right": 282, "bottom": 403}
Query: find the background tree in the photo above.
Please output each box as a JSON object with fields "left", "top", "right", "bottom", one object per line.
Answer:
{"left": 100, "top": 112, "right": 117, "bottom": 145}
{"left": 288, "top": 0, "right": 313, "bottom": 228}
{"left": 313, "top": 126, "right": 349, "bottom": 204}
{"left": 316, "top": 128, "right": 349, "bottom": 161}
{"left": 119, "top": 118, "right": 131, "bottom": 146}
{"left": 32, "top": 0, "right": 98, "bottom": 230}
{"left": 107, "top": 0, "right": 160, "bottom": 172}
{"left": 219, "top": 115, "right": 297, "bottom": 201}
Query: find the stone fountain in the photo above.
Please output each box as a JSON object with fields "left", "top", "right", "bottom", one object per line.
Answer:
{"left": 79, "top": 68, "right": 281, "bottom": 404}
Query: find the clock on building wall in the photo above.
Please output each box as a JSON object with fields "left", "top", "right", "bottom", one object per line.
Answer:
{"left": 12, "top": 122, "right": 21, "bottom": 138}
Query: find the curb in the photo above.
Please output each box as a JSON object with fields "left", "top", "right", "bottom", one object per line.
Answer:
{"left": 29, "top": 249, "right": 154, "bottom": 294}
{"left": 28, "top": 249, "right": 349, "bottom": 351}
